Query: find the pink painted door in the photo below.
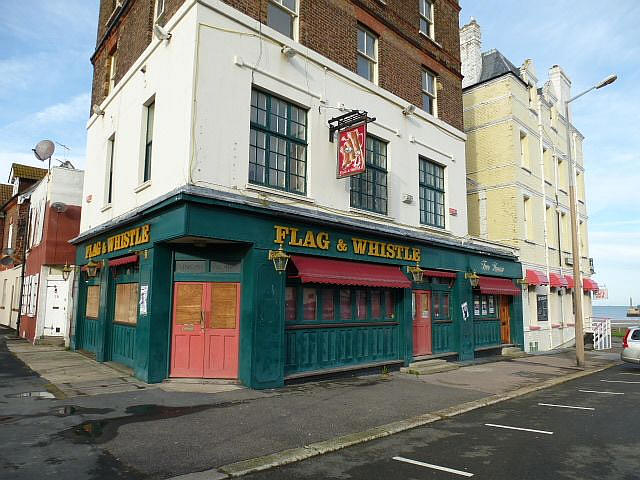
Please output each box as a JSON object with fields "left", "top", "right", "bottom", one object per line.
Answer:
{"left": 170, "top": 282, "right": 206, "bottom": 377}
{"left": 203, "top": 283, "right": 240, "bottom": 379}
{"left": 413, "top": 291, "right": 432, "bottom": 356}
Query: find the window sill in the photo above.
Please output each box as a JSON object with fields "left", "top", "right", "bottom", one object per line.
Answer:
{"left": 349, "top": 207, "right": 394, "bottom": 222}
{"left": 523, "top": 239, "right": 537, "bottom": 245}
{"left": 521, "top": 166, "right": 532, "bottom": 174}
{"left": 418, "top": 30, "right": 442, "bottom": 49}
{"left": 134, "top": 180, "right": 152, "bottom": 193}
{"left": 419, "top": 223, "right": 447, "bottom": 234}
{"left": 245, "top": 183, "right": 315, "bottom": 204}
{"left": 559, "top": 188, "right": 568, "bottom": 195}
{"left": 528, "top": 107, "right": 538, "bottom": 116}
{"left": 101, "top": 204, "right": 112, "bottom": 213}
{"left": 544, "top": 180, "right": 552, "bottom": 186}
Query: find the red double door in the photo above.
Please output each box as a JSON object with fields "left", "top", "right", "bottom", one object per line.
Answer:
{"left": 170, "top": 282, "right": 240, "bottom": 379}
{"left": 413, "top": 290, "right": 432, "bottom": 356}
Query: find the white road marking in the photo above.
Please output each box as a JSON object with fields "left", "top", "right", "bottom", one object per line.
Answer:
{"left": 484, "top": 423, "right": 553, "bottom": 435}
{"left": 537, "top": 403, "right": 594, "bottom": 411}
{"left": 393, "top": 456, "right": 474, "bottom": 477}
{"left": 619, "top": 372, "right": 640, "bottom": 376}
{"left": 578, "top": 389, "right": 624, "bottom": 395}
{"left": 601, "top": 380, "right": 640, "bottom": 384}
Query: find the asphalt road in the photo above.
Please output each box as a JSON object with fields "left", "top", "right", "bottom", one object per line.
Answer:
{"left": 244, "top": 363, "right": 640, "bottom": 480}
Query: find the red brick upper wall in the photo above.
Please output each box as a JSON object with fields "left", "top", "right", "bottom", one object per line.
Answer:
{"left": 91, "top": 0, "right": 462, "bottom": 130}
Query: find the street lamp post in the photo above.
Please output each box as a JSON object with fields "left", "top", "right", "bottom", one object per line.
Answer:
{"left": 565, "top": 74, "right": 616, "bottom": 368}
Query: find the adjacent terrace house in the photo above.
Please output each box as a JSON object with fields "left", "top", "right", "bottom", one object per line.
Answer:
{"left": 460, "top": 18, "right": 597, "bottom": 353}
{"left": 72, "top": 0, "right": 523, "bottom": 388}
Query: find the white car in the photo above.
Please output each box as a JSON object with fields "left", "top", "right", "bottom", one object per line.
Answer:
{"left": 621, "top": 326, "right": 640, "bottom": 364}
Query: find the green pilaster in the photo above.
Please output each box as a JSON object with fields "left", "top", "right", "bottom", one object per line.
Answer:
{"left": 510, "top": 293, "right": 524, "bottom": 349}
{"left": 95, "top": 264, "right": 111, "bottom": 362}
{"left": 402, "top": 288, "right": 412, "bottom": 366}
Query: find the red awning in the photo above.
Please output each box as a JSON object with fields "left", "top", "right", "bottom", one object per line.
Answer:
{"left": 108, "top": 254, "right": 139, "bottom": 267}
{"left": 478, "top": 276, "right": 521, "bottom": 296}
{"left": 583, "top": 278, "right": 599, "bottom": 292}
{"left": 564, "top": 275, "right": 574, "bottom": 289}
{"left": 422, "top": 269, "right": 457, "bottom": 279}
{"left": 526, "top": 269, "right": 549, "bottom": 286}
{"left": 549, "top": 272, "right": 568, "bottom": 288}
{"left": 289, "top": 255, "right": 412, "bottom": 288}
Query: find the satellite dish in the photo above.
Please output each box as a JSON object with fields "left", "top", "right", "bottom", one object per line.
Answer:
{"left": 51, "top": 202, "right": 68, "bottom": 213}
{"left": 33, "top": 140, "right": 55, "bottom": 161}
{"left": 0, "top": 256, "right": 15, "bottom": 266}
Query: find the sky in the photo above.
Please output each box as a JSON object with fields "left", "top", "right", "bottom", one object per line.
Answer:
{"left": 0, "top": 1, "right": 638, "bottom": 305}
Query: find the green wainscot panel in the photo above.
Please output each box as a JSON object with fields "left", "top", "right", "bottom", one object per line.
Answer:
{"left": 473, "top": 320, "right": 501, "bottom": 349}
{"left": 78, "top": 317, "right": 100, "bottom": 353}
{"left": 432, "top": 322, "right": 456, "bottom": 354}
{"left": 110, "top": 323, "right": 136, "bottom": 368}
{"left": 284, "top": 324, "right": 400, "bottom": 376}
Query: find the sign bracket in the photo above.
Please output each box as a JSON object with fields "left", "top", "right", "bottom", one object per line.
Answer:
{"left": 328, "top": 110, "right": 376, "bottom": 142}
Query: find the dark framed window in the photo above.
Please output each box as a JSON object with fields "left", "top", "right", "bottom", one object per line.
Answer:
{"left": 473, "top": 294, "right": 498, "bottom": 319}
{"left": 143, "top": 101, "right": 154, "bottom": 182}
{"left": 422, "top": 69, "right": 437, "bottom": 115}
{"left": 286, "top": 285, "right": 396, "bottom": 323}
{"left": 249, "top": 89, "right": 307, "bottom": 194}
{"left": 431, "top": 291, "right": 450, "bottom": 321}
{"left": 267, "top": 0, "right": 297, "bottom": 39}
{"left": 351, "top": 136, "right": 388, "bottom": 214}
{"left": 537, "top": 295, "right": 548, "bottom": 322}
{"left": 419, "top": 157, "right": 445, "bottom": 228}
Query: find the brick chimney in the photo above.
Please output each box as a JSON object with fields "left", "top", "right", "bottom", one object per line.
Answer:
{"left": 460, "top": 17, "right": 482, "bottom": 88}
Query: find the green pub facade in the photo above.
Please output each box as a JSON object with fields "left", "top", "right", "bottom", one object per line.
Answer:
{"left": 71, "top": 189, "right": 524, "bottom": 389}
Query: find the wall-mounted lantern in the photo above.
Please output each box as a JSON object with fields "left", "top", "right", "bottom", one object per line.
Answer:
{"left": 465, "top": 271, "right": 480, "bottom": 288}
{"left": 407, "top": 262, "right": 425, "bottom": 283}
{"left": 268, "top": 245, "right": 290, "bottom": 273}
{"left": 62, "top": 263, "right": 72, "bottom": 281}
{"left": 84, "top": 260, "right": 102, "bottom": 278}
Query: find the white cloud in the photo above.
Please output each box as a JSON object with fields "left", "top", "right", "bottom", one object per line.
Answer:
{"left": 33, "top": 93, "right": 90, "bottom": 125}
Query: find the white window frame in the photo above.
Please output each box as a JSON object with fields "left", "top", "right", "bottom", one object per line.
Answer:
{"left": 7, "top": 221, "right": 13, "bottom": 250}
{"left": 155, "top": 0, "right": 165, "bottom": 19}
{"left": 105, "top": 135, "right": 116, "bottom": 207}
{"left": 419, "top": 0, "right": 434, "bottom": 39}
{"left": 267, "top": 0, "right": 299, "bottom": 40}
{"left": 357, "top": 26, "right": 378, "bottom": 84}
{"left": 422, "top": 69, "right": 437, "bottom": 116}
{"left": 523, "top": 195, "right": 531, "bottom": 241}
{"left": 519, "top": 130, "right": 529, "bottom": 169}
{"left": 107, "top": 53, "right": 117, "bottom": 95}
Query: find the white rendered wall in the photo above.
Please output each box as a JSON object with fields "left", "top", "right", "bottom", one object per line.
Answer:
{"left": 80, "top": 0, "right": 468, "bottom": 239}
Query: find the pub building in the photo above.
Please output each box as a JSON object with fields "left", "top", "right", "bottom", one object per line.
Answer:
{"left": 74, "top": 0, "right": 524, "bottom": 388}
{"left": 71, "top": 194, "right": 523, "bottom": 389}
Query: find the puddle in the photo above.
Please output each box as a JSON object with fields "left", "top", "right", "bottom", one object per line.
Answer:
{"left": 6, "top": 391, "right": 55, "bottom": 399}
{"left": 53, "top": 405, "right": 114, "bottom": 417}
{"left": 59, "top": 402, "right": 234, "bottom": 444}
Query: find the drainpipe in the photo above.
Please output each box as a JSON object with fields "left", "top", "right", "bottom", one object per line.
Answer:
{"left": 536, "top": 96, "right": 553, "bottom": 350}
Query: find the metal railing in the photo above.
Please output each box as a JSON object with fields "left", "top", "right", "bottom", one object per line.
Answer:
{"left": 588, "top": 316, "right": 612, "bottom": 351}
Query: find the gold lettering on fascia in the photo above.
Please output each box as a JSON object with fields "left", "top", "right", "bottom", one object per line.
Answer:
{"left": 273, "top": 225, "right": 420, "bottom": 262}
{"left": 85, "top": 224, "right": 151, "bottom": 259}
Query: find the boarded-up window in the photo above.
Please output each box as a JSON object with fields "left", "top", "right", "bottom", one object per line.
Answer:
{"left": 210, "top": 284, "right": 237, "bottom": 329}
{"left": 86, "top": 286, "right": 101, "bottom": 319}
{"left": 114, "top": 283, "right": 139, "bottom": 325}
{"left": 175, "top": 284, "right": 203, "bottom": 324}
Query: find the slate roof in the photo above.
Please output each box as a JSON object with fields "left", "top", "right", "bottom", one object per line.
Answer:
{"left": 0, "top": 184, "right": 12, "bottom": 207}
{"left": 9, "top": 163, "right": 48, "bottom": 182}
{"left": 477, "top": 49, "right": 524, "bottom": 85}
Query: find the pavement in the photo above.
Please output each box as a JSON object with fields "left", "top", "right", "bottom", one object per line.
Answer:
{"left": 1, "top": 325, "right": 621, "bottom": 480}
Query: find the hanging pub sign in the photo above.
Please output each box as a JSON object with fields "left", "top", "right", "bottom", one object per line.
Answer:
{"left": 328, "top": 109, "right": 376, "bottom": 179}
{"left": 338, "top": 123, "right": 366, "bottom": 177}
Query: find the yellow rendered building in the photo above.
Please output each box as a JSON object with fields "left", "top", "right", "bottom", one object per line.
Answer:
{"left": 460, "top": 19, "right": 596, "bottom": 352}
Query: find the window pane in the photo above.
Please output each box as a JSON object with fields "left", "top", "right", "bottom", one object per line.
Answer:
{"left": 285, "top": 286, "right": 296, "bottom": 322}
{"left": 473, "top": 295, "right": 480, "bottom": 315}
{"left": 357, "top": 28, "right": 366, "bottom": 53}
{"left": 267, "top": 3, "right": 293, "bottom": 38}
{"left": 488, "top": 296, "right": 495, "bottom": 315}
{"left": 432, "top": 292, "right": 440, "bottom": 317}
{"left": 357, "top": 55, "right": 373, "bottom": 81}
{"left": 114, "top": 283, "right": 139, "bottom": 325}
{"left": 86, "top": 285, "right": 100, "bottom": 319}
{"left": 366, "top": 32, "right": 376, "bottom": 58}
{"left": 371, "top": 290, "right": 381, "bottom": 318}
{"left": 321, "top": 289, "right": 335, "bottom": 321}
{"left": 442, "top": 293, "right": 450, "bottom": 318}
{"left": 356, "top": 290, "right": 366, "bottom": 320}
{"left": 340, "top": 289, "right": 352, "bottom": 320}
{"left": 303, "top": 288, "right": 316, "bottom": 321}
{"left": 481, "top": 296, "right": 488, "bottom": 315}
{"left": 384, "top": 290, "right": 394, "bottom": 319}
{"left": 282, "top": 0, "right": 296, "bottom": 11}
